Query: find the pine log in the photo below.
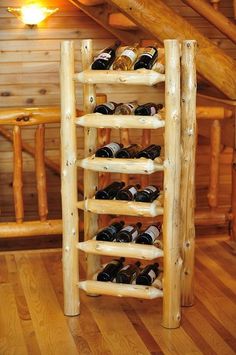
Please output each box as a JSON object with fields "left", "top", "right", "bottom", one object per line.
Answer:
{"left": 60, "top": 40, "right": 80, "bottom": 316}
{"left": 207, "top": 120, "right": 221, "bottom": 209}
{"left": 81, "top": 39, "right": 101, "bottom": 284}
{"left": 106, "top": 0, "right": 236, "bottom": 99}
{"left": 181, "top": 0, "right": 236, "bottom": 44}
{"left": 162, "top": 40, "right": 182, "bottom": 329}
{"left": 35, "top": 125, "right": 48, "bottom": 221}
{"left": 180, "top": 40, "right": 197, "bottom": 307}
{"left": 13, "top": 126, "right": 24, "bottom": 223}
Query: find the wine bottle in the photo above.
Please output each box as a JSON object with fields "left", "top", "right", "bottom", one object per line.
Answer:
{"left": 134, "top": 103, "right": 163, "bottom": 116}
{"left": 114, "top": 101, "right": 138, "bottom": 115}
{"left": 134, "top": 44, "right": 158, "bottom": 70}
{"left": 115, "top": 222, "right": 142, "bottom": 243}
{"left": 135, "top": 185, "right": 160, "bottom": 202}
{"left": 135, "top": 223, "right": 162, "bottom": 245}
{"left": 96, "top": 221, "right": 125, "bottom": 241}
{"left": 91, "top": 40, "right": 121, "bottom": 70}
{"left": 116, "top": 184, "right": 141, "bottom": 201}
{"left": 95, "top": 181, "right": 125, "bottom": 200}
{"left": 97, "top": 257, "right": 125, "bottom": 282}
{"left": 135, "top": 144, "right": 161, "bottom": 160}
{"left": 95, "top": 142, "right": 123, "bottom": 158}
{"left": 116, "top": 261, "right": 141, "bottom": 284}
{"left": 94, "top": 102, "right": 122, "bottom": 115}
{"left": 136, "top": 263, "right": 160, "bottom": 285}
{"left": 113, "top": 43, "right": 139, "bottom": 71}
{"left": 115, "top": 144, "right": 141, "bottom": 158}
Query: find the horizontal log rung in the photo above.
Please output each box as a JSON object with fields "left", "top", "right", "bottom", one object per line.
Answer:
{"left": 76, "top": 113, "right": 165, "bottom": 129}
{"left": 0, "top": 219, "right": 62, "bottom": 238}
{"left": 77, "top": 156, "right": 164, "bottom": 174}
{"left": 74, "top": 69, "right": 165, "bottom": 86}
{"left": 77, "top": 196, "right": 164, "bottom": 217}
{"left": 77, "top": 240, "right": 163, "bottom": 259}
{"left": 79, "top": 280, "right": 163, "bottom": 299}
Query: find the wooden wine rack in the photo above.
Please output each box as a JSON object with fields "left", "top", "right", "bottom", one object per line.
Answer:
{"left": 60, "top": 39, "right": 197, "bottom": 328}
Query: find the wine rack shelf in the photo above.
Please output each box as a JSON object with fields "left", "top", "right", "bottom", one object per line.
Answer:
{"left": 77, "top": 156, "right": 164, "bottom": 174}
{"left": 77, "top": 240, "right": 163, "bottom": 260}
{"left": 60, "top": 39, "right": 197, "bottom": 329}
{"left": 76, "top": 112, "right": 165, "bottom": 129}
{"left": 79, "top": 280, "right": 163, "bottom": 299}
{"left": 77, "top": 197, "right": 164, "bottom": 217}
{"left": 74, "top": 69, "right": 165, "bottom": 86}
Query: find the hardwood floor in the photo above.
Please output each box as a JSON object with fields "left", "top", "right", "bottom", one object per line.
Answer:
{"left": 0, "top": 236, "right": 236, "bottom": 355}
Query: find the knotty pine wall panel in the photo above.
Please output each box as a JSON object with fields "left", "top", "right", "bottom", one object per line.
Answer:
{"left": 0, "top": 0, "right": 234, "bottom": 228}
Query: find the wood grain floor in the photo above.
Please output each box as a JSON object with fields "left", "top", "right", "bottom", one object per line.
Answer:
{"left": 0, "top": 236, "right": 236, "bottom": 355}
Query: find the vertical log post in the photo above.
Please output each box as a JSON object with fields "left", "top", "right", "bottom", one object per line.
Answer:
{"left": 180, "top": 40, "right": 197, "bottom": 307}
{"left": 141, "top": 129, "right": 151, "bottom": 187}
{"left": 207, "top": 120, "right": 221, "bottom": 209}
{"left": 35, "top": 124, "right": 48, "bottom": 221}
{"left": 97, "top": 94, "right": 111, "bottom": 228}
{"left": 81, "top": 40, "right": 101, "bottom": 282}
{"left": 60, "top": 40, "right": 79, "bottom": 316}
{"left": 120, "top": 128, "right": 130, "bottom": 185}
{"left": 97, "top": 93, "right": 110, "bottom": 190}
{"left": 162, "top": 40, "right": 182, "bottom": 328}
{"left": 231, "top": 108, "right": 236, "bottom": 242}
{"left": 13, "top": 126, "right": 24, "bottom": 223}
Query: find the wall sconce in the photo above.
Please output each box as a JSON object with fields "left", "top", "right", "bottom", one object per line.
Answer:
{"left": 7, "top": 4, "right": 59, "bottom": 27}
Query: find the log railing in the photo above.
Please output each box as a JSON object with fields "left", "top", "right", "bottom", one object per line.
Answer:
{"left": 0, "top": 107, "right": 62, "bottom": 238}
{"left": 0, "top": 102, "right": 234, "bottom": 241}
{"left": 196, "top": 94, "right": 236, "bottom": 244}
{"left": 181, "top": 0, "right": 236, "bottom": 45}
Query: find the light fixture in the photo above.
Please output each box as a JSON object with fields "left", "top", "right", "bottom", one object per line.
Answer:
{"left": 7, "top": 4, "right": 58, "bottom": 27}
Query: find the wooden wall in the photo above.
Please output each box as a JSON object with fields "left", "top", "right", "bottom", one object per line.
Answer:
{"left": 0, "top": 0, "right": 235, "bottom": 232}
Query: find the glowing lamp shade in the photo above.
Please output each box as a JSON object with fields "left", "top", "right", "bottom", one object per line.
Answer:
{"left": 7, "top": 4, "right": 58, "bottom": 26}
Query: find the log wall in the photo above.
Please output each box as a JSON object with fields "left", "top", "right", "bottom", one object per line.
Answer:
{"left": 0, "top": 0, "right": 235, "bottom": 232}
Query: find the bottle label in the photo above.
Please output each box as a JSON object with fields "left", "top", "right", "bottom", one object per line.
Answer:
{"left": 120, "top": 226, "right": 138, "bottom": 241}
{"left": 104, "top": 142, "right": 121, "bottom": 155}
{"left": 148, "top": 269, "right": 157, "bottom": 283}
{"left": 103, "top": 102, "right": 116, "bottom": 110}
{"left": 121, "top": 226, "right": 133, "bottom": 233}
{"left": 121, "top": 49, "right": 137, "bottom": 62}
{"left": 142, "top": 47, "right": 156, "bottom": 58}
{"left": 144, "top": 186, "right": 158, "bottom": 193}
{"left": 145, "top": 226, "right": 160, "bottom": 242}
{"left": 131, "top": 230, "right": 139, "bottom": 240}
{"left": 128, "top": 186, "right": 138, "bottom": 196}
{"left": 119, "top": 265, "right": 130, "bottom": 272}
{"left": 95, "top": 52, "right": 111, "bottom": 61}
{"left": 150, "top": 106, "right": 157, "bottom": 115}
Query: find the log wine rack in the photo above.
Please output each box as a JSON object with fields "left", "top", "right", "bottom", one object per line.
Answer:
{"left": 60, "top": 39, "right": 197, "bottom": 328}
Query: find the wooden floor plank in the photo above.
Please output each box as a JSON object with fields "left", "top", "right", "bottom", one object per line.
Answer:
{"left": 5, "top": 254, "right": 41, "bottom": 355}
{"left": 84, "top": 293, "right": 151, "bottom": 355}
{"left": 15, "top": 253, "right": 78, "bottom": 355}
{"left": 0, "top": 283, "right": 28, "bottom": 355}
{"left": 194, "top": 296, "right": 236, "bottom": 351}
{"left": 0, "top": 236, "right": 235, "bottom": 355}
{"left": 182, "top": 305, "right": 235, "bottom": 355}
{"left": 195, "top": 245, "right": 236, "bottom": 294}
{"left": 42, "top": 252, "right": 113, "bottom": 355}
{"left": 129, "top": 298, "right": 202, "bottom": 355}
{"left": 0, "top": 255, "right": 8, "bottom": 283}
{"left": 194, "top": 268, "right": 236, "bottom": 337}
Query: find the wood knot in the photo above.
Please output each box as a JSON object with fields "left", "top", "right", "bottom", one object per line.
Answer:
{"left": 16, "top": 115, "right": 31, "bottom": 122}
{"left": 1, "top": 91, "right": 11, "bottom": 97}
{"left": 26, "top": 98, "right": 34, "bottom": 104}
